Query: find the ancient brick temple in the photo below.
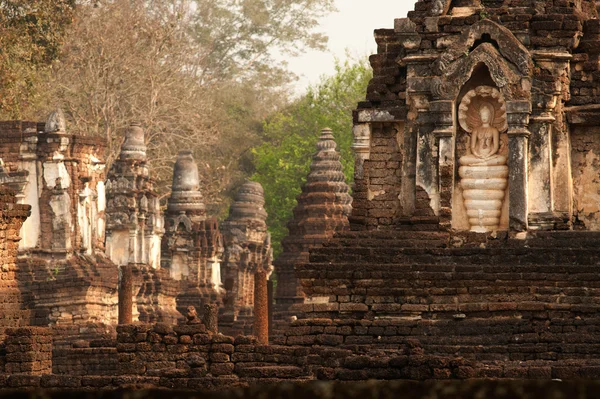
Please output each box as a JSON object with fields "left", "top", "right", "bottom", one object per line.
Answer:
{"left": 291, "top": 0, "right": 600, "bottom": 377}
{"left": 105, "top": 124, "right": 179, "bottom": 324}
{"left": 3, "top": 0, "right": 600, "bottom": 389}
{"left": 274, "top": 129, "right": 351, "bottom": 317}
{"left": 0, "top": 115, "right": 119, "bottom": 326}
{"left": 220, "top": 181, "right": 273, "bottom": 335}
{"left": 162, "top": 150, "right": 224, "bottom": 314}
{"left": 0, "top": 114, "right": 265, "bottom": 332}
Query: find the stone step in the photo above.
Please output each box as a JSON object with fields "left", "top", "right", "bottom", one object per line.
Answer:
{"left": 530, "top": 231, "right": 600, "bottom": 240}
{"left": 235, "top": 365, "right": 307, "bottom": 379}
{"left": 323, "top": 231, "right": 600, "bottom": 250}
{"left": 329, "top": 230, "right": 451, "bottom": 241}
{"left": 298, "top": 301, "right": 600, "bottom": 314}
{"left": 298, "top": 261, "right": 600, "bottom": 274}
{"left": 307, "top": 248, "right": 600, "bottom": 265}
{"left": 330, "top": 239, "right": 450, "bottom": 249}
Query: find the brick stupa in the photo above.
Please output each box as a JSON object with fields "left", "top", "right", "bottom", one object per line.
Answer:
{"left": 220, "top": 181, "right": 273, "bottom": 336}
{"left": 274, "top": 128, "right": 351, "bottom": 318}
{"left": 162, "top": 150, "right": 224, "bottom": 314}
{"left": 105, "top": 124, "right": 180, "bottom": 324}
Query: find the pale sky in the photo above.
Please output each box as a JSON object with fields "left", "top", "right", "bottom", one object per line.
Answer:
{"left": 288, "top": 0, "right": 414, "bottom": 93}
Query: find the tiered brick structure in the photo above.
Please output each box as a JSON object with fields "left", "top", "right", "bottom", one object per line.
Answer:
{"left": 0, "top": 114, "right": 118, "bottom": 326}
{"left": 105, "top": 123, "right": 163, "bottom": 269}
{"left": 220, "top": 181, "right": 273, "bottom": 335}
{"left": 289, "top": 0, "right": 600, "bottom": 377}
{"left": 162, "top": 151, "right": 224, "bottom": 314}
{"left": 4, "top": 0, "right": 600, "bottom": 387}
{"left": 273, "top": 128, "right": 351, "bottom": 328}
{"left": 105, "top": 124, "right": 179, "bottom": 324}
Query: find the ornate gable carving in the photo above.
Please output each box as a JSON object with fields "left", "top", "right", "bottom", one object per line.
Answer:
{"left": 436, "top": 19, "right": 533, "bottom": 78}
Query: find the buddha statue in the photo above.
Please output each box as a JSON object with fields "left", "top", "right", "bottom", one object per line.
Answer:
{"left": 431, "top": 0, "right": 446, "bottom": 15}
{"left": 458, "top": 86, "right": 508, "bottom": 232}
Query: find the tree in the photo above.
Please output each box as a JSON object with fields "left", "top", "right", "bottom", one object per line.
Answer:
{"left": 190, "top": 0, "right": 335, "bottom": 85}
{"left": 42, "top": 0, "right": 336, "bottom": 214}
{"left": 0, "top": 0, "right": 75, "bottom": 118}
{"left": 251, "top": 58, "right": 373, "bottom": 256}
{"left": 45, "top": 0, "right": 220, "bottom": 197}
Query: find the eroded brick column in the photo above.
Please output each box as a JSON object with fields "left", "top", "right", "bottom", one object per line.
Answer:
{"left": 253, "top": 269, "right": 269, "bottom": 345}
{"left": 203, "top": 303, "right": 219, "bottom": 334}
{"left": 507, "top": 101, "right": 532, "bottom": 231}
{"left": 118, "top": 265, "right": 133, "bottom": 324}
{"left": 267, "top": 280, "right": 273, "bottom": 337}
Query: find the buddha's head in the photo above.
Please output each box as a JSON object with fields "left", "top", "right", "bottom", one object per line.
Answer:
{"left": 479, "top": 103, "right": 494, "bottom": 125}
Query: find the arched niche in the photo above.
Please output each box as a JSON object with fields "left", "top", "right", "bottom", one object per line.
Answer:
{"left": 430, "top": 19, "right": 533, "bottom": 231}
{"left": 452, "top": 63, "right": 510, "bottom": 231}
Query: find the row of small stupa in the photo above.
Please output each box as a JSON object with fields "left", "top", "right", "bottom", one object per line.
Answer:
{"left": 104, "top": 124, "right": 352, "bottom": 331}
{"left": 0, "top": 111, "right": 351, "bottom": 332}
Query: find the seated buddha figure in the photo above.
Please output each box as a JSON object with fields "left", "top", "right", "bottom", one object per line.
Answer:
{"left": 459, "top": 103, "right": 506, "bottom": 167}
{"left": 457, "top": 86, "right": 508, "bottom": 232}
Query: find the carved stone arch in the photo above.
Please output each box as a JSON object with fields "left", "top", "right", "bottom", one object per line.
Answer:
{"left": 436, "top": 19, "right": 533, "bottom": 79}
{"left": 444, "top": 43, "right": 526, "bottom": 101}
{"left": 172, "top": 214, "right": 192, "bottom": 232}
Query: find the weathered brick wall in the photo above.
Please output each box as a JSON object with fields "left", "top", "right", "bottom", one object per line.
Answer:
{"left": 4, "top": 328, "right": 52, "bottom": 375}
{"left": 115, "top": 324, "right": 311, "bottom": 385}
{"left": 53, "top": 346, "right": 117, "bottom": 376}
{"left": 570, "top": 126, "right": 600, "bottom": 229}
{"left": 19, "top": 255, "right": 119, "bottom": 326}
{"left": 0, "top": 122, "right": 38, "bottom": 167}
{"left": 292, "top": 230, "right": 600, "bottom": 374}
{"left": 350, "top": 124, "right": 404, "bottom": 231}
{"left": 0, "top": 314, "right": 599, "bottom": 389}
{"left": 571, "top": 18, "right": 600, "bottom": 106}
{"left": 0, "top": 185, "right": 31, "bottom": 327}
{"left": 113, "top": 323, "right": 483, "bottom": 384}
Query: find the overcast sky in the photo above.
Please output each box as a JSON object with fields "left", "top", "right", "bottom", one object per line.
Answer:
{"left": 287, "top": 0, "right": 414, "bottom": 93}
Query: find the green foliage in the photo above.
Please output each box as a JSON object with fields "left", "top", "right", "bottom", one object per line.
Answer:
{"left": 251, "top": 58, "right": 372, "bottom": 256}
{"left": 0, "top": 0, "right": 75, "bottom": 118}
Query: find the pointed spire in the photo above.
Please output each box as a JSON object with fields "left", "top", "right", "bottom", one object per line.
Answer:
{"left": 274, "top": 128, "right": 352, "bottom": 307}
{"left": 305, "top": 128, "right": 352, "bottom": 217}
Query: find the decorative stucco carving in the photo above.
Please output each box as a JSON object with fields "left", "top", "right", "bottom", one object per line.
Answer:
{"left": 458, "top": 86, "right": 509, "bottom": 232}
{"left": 459, "top": 86, "right": 508, "bottom": 134}
{"left": 431, "top": 0, "right": 450, "bottom": 16}
{"left": 437, "top": 20, "right": 533, "bottom": 77}
{"left": 446, "top": 44, "right": 525, "bottom": 100}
